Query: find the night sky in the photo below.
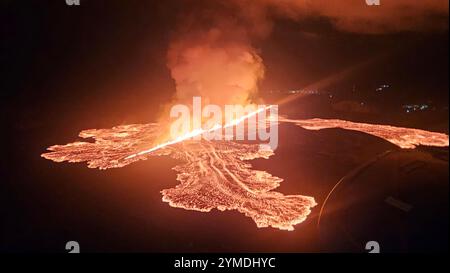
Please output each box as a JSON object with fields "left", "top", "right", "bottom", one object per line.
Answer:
{"left": 2, "top": 0, "right": 448, "bottom": 252}
{"left": 3, "top": 1, "right": 448, "bottom": 120}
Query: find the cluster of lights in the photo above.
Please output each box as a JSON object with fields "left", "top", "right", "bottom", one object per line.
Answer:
{"left": 402, "top": 104, "right": 429, "bottom": 113}
{"left": 375, "top": 84, "right": 390, "bottom": 92}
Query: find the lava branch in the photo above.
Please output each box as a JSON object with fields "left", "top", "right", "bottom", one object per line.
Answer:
{"left": 280, "top": 118, "right": 449, "bottom": 149}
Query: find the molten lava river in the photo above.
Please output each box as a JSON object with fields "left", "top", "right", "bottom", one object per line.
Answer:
{"left": 42, "top": 118, "right": 449, "bottom": 231}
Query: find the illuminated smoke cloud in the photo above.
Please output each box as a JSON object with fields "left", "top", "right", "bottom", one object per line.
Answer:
{"left": 237, "top": 0, "right": 449, "bottom": 34}
{"left": 166, "top": 0, "right": 448, "bottom": 108}
{"left": 167, "top": 15, "right": 265, "bottom": 106}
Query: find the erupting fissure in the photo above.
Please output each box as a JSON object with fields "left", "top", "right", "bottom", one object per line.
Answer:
{"left": 126, "top": 105, "right": 272, "bottom": 160}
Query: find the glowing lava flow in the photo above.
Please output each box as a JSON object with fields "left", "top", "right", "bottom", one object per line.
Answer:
{"left": 41, "top": 117, "right": 449, "bottom": 230}
{"left": 281, "top": 118, "right": 449, "bottom": 149}
{"left": 42, "top": 107, "right": 316, "bottom": 231}
{"left": 42, "top": 122, "right": 316, "bottom": 231}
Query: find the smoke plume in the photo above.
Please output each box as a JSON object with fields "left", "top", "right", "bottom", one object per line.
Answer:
{"left": 166, "top": 0, "right": 448, "bottom": 107}
{"left": 167, "top": 10, "right": 265, "bottom": 106}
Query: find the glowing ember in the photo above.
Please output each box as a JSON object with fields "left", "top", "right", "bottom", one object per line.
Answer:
{"left": 282, "top": 118, "right": 449, "bottom": 149}
{"left": 42, "top": 117, "right": 448, "bottom": 230}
